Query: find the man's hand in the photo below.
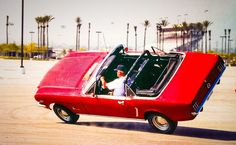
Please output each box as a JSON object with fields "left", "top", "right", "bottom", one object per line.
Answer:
{"left": 100, "top": 76, "right": 105, "bottom": 83}
{"left": 100, "top": 76, "right": 107, "bottom": 88}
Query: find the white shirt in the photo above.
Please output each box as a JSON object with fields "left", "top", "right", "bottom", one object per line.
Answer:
{"left": 107, "top": 76, "right": 126, "bottom": 96}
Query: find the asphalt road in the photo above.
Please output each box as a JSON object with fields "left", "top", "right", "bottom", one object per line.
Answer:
{"left": 0, "top": 59, "right": 235, "bottom": 145}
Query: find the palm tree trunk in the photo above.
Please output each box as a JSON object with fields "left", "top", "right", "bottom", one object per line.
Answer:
{"left": 47, "top": 24, "right": 49, "bottom": 48}
{"left": 76, "top": 26, "right": 78, "bottom": 51}
{"left": 196, "top": 32, "right": 199, "bottom": 51}
{"left": 190, "top": 31, "right": 192, "bottom": 51}
{"left": 78, "top": 29, "right": 81, "bottom": 50}
{"left": 182, "top": 31, "right": 185, "bottom": 51}
{"left": 126, "top": 23, "right": 129, "bottom": 48}
{"left": 134, "top": 26, "right": 137, "bottom": 52}
{"left": 176, "top": 31, "right": 178, "bottom": 49}
{"left": 43, "top": 25, "right": 46, "bottom": 58}
{"left": 205, "top": 30, "right": 208, "bottom": 53}
{"left": 40, "top": 25, "right": 43, "bottom": 49}
{"left": 208, "top": 30, "right": 211, "bottom": 52}
{"left": 88, "top": 23, "right": 91, "bottom": 50}
{"left": 37, "top": 24, "right": 40, "bottom": 52}
{"left": 46, "top": 24, "right": 49, "bottom": 58}
{"left": 162, "top": 31, "right": 164, "bottom": 51}
{"left": 43, "top": 25, "right": 46, "bottom": 47}
{"left": 156, "top": 25, "right": 158, "bottom": 49}
{"left": 159, "top": 29, "right": 162, "bottom": 49}
{"left": 201, "top": 31, "right": 204, "bottom": 52}
{"left": 143, "top": 27, "right": 147, "bottom": 51}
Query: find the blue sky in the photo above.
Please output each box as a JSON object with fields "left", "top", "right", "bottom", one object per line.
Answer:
{"left": 0, "top": 0, "right": 236, "bottom": 50}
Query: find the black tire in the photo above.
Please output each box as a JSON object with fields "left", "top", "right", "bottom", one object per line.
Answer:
{"left": 53, "top": 104, "right": 79, "bottom": 124}
{"left": 148, "top": 113, "right": 177, "bottom": 134}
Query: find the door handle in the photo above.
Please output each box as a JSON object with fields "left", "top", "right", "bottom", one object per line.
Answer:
{"left": 118, "top": 100, "right": 124, "bottom": 105}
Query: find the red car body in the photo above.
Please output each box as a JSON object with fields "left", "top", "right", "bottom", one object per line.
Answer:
{"left": 35, "top": 44, "right": 225, "bottom": 133}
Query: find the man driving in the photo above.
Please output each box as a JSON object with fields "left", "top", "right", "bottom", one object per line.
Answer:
{"left": 100, "top": 64, "right": 126, "bottom": 96}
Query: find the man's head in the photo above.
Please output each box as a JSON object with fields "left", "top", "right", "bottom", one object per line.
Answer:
{"left": 114, "top": 64, "right": 126, "bottom": 77}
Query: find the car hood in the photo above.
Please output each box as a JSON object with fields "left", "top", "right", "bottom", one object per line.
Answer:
{"left": 37, "top": 51, "right": 107, "bottom": 90}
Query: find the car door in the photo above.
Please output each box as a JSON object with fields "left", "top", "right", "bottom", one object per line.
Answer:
{"left": 81, "top": 94, "right": 128, "bottom": 117}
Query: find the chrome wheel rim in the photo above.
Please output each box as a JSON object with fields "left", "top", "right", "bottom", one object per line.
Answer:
{"left": 56, "top": 108, "right": 71, "bottom": 121}
{"left": 152, "top": 116, "right": 169, "bottom": 131}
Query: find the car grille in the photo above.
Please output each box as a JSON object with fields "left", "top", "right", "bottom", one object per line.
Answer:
{"left": 192, "top": 56, "right": 225, "bottom": 114}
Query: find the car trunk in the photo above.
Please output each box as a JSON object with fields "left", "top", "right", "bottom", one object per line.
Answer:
{"left": 159, "top": 52, "right": 225, "bottom": 109}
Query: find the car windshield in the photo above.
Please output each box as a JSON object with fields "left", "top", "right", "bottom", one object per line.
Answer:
{"left": 82, "top": 62, "right": 101, "bottom": 94}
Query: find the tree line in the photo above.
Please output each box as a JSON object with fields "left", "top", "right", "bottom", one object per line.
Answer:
{"left": 1, "top": 15, "right": 235, "bottom": 61}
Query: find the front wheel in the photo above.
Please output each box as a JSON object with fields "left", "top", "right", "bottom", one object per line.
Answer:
{"left": 148, "top": 113, "right": 177, "bottom": 134}
{"left": 53, "top": 104, "right": 79, "bottom": 124}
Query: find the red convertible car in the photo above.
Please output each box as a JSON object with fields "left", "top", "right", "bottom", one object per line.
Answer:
{"left": 35, "top": 44, "right": 225, "bottom": 134}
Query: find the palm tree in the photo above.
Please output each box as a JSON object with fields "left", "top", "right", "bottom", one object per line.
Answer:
{"left": 182, "top": 22, "right": 189, "bottom": 51}
{"left": 134, "top": 26, "right": 137, "bottom": 51}
{"left": 76, "top": 17, "right": 82, "bottom": 51}
{"left": 196, "top": 22, "right": 203, "bottom": 52}
{"left": 143, "top": 20, "right": 150, "bottom": 50}
{"left": 41, "top": 17, "right": 47, "bottom": 48}
{"left": 35, "top": 16, "right": 44, "bottom": 56}
{"left": 188, "top": 23, "right": 195, "bottom": 51}
{"left": 202, "top": 20, "right": 213, "bottom": 53}
{"left": 35, "top": 17, "right": 41, "bottom": 49}
{"left": 160, "top": 19, "right": 168, "bottom": 51}
{"left": 44, "top": 15, "right": 54, "bottom": 49}
{"left": 156, "top": 23, "right": 161, "bottom": 49}
{"left": 173, "top": 24, "right": 179, "bottom": 48}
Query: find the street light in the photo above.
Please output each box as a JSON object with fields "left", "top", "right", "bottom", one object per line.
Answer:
{"left": 6, "top": 15, "right": 14, "bottom": 44}
{"left": 29, "top": 31, "right": 35, "bottom": 58}
{"left": 20, "top": 0, "right": 25, "bottom": 74}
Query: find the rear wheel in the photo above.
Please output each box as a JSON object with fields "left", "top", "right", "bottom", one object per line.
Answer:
{"left": 148, "top": 113, "right": 177, "bottom": 134}
{"left": 53, "top": 104, "right": 79, "bottom": 124}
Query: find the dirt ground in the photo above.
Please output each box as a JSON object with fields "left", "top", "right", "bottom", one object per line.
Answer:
{"left": 0, "top": 59, "right": 236, "bottom": 145}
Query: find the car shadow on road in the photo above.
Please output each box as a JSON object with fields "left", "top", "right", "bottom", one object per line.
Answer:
{"left": 74, "top": 121, "right": 236, "bottom": 141}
